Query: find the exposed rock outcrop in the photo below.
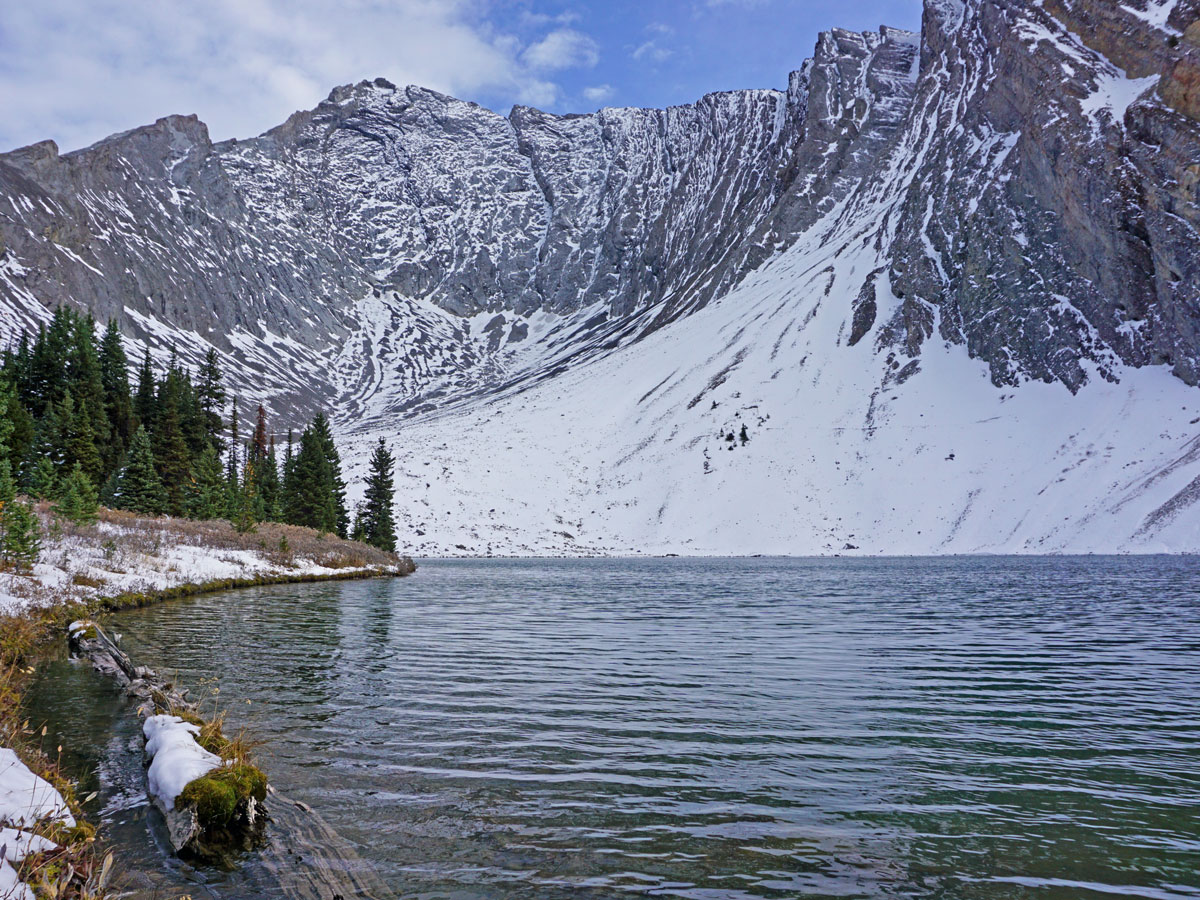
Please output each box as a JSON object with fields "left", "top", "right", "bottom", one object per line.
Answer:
{"left": 0, "top": 0, "right": 1197, "bottom": 421}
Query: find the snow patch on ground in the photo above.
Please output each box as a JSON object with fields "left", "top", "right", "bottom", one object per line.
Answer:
{"left": 0, "top": 751, "right": 74, "bottom": 830}
{"left": 1079, "top": 71, "right": 1159, "bottom": 135}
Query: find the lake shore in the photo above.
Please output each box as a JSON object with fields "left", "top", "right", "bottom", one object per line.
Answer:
{"left": 0, "top": 504, "right": 414, "bottom": 900}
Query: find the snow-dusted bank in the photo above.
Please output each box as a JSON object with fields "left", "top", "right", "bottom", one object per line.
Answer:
{"left": 0, "top": 503, "right": 413, "bottom": 616}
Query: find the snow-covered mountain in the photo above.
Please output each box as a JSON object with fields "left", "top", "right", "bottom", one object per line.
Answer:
{"left": 3, "top": 0, "right": 1200, "bottom": 553}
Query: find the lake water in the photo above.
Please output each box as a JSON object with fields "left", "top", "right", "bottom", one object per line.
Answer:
{"left": 24, "top": 557, "right": 1200, "bottom": 898}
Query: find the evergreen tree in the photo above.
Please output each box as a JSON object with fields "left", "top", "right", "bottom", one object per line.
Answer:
{"left": 360, "top": 437, "right": 397, "bottom": 552}
{"left": 283, "top": 429, "right": 295, "bottom": 482}
{"left": 233, "top": 457, "right": 258, "bottom": 533}
{"left": 4, "top": 332, "right": 32, "bottom": 406}
{"left": 152, "top": 378, "right": 193, "bottom": 516}
{"left": 196, "top": 349, "right": 226, "bottom": 452}
{"left": 99, "top": 319, "right": 135, "bottom": 473}
{"left": 0, "top": 461, "right": 15, "bottom": 507}
{"left": 0, "top": 387, "right": 15, "bottom": 509}
{"left": 25, "top": 457, "right": 59, "bottom": 501}
{"left": 1, "top": 499, "right": 41, "bottom": 571}
{"left": 178, "top": 371, "right": 209, "bottom": 458}
{"left": 258, "top": 437, "right": 281, "bottom": 522}
{"left": 54, "top": 463, "right": 99, "bottom": 526}
{"left": 115, "top": 426, "right": 165, "bottom": 515}
{"left": 251, "top": 404, "right": 269, "bottom": 462}
{"left": 309, "top": 412, "right": 349, "bottom": 538}
{"left": 226, "top": 397, "right": 240, "bottom": 487}
{"left": 187, "top": 445, "right": 226, "bottom": 520}
{"left": 22, "top": 392, "right": 64, "bottom": 489}
{"left": 283, "top": 420, "right": 339, "bottom": 533}
{"left": 59, "top": 392, "right": 103, "bottom": 482}
{"left": 0, "top": 377, "right": 14, "bottom": 468}
{"left": 0, "top": 392, "right": 33, "bottom": 475}
{"left": 26, "top": 308, "right": 73, "bottom": 415}
{"left": 99, "top": 457, "right": 123, "bottom": 508}
{"left": 134, "top": 350, "right": 157, "bottom": 430}
{"left": 224, "top": 398, "right": 241, "bottom": 519}
{"left": 67, "top": 313, "right": 110, "bottom": 469}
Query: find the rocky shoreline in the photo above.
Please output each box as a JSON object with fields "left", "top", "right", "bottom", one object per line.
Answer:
{"left": 66, "top": 618, "right": 396, "bottom": 898}
{"left": 0, "top": 523, "right": 413, "bottom": 900}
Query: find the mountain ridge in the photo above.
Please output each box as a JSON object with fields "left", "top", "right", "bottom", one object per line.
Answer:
{"left": 3, "top": 0, "right": 1200, "bottom": 553}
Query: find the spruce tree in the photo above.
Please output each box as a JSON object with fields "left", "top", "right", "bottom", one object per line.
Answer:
{"left": 152, "top": 390, "right": 192, "bottom": 516}
{"left": 23, "top": 398, "right": 64, "bottom": 490}
{"left": 116, "top": 425, "right": 165, "bottom": 515}
{"left": 134, "top": 349, "right": 156, "bottom": 430}
{"left": 0, "top": 461, "right": 14, "bottom": 506}
{"left": 5, "top": 332, "right": 32, "bottom": 406}
{"left": 196, "top": 349, "right": 226, "bottom": 452}
{"left": 0, "top": 391, "right": 33, "bottom": 475}
{"left": 60, "top": 393, "right": 103, "bottom": 482}
{"left": 0, "top": 383, "right": 15, "bottom": 509}
{"left": 26, "top": 457, "right": 58, "bottom": 501}
{"left": 309, "top": 412, "right": 349, "bottom": 538}
{"left": 226, "top": 397, "right": 240, "bottom": 486}
{"left": 0, "top": 378, "right": 14, "bottom": 468}
{"left": 178, "top": 372, "right": 208, "bottom": 459}
{"left": 26, "top": 308, "right": 73, "bottom": 416}
{"left": 360, "top": 437, "right": 397, "bottom": 552}
{"left": 283, "top": 422, "right": 338, "bottom": 533}
{"left": 54, "top": 462, "right": 99, "bottom": 526}
{"left": 233, "top": 457, "right": 258, "bottom": 533}
{"left": 99, "top": 319, "right": 135, "bottom": 474}
{"left": 251, "top": 404, "right": 269, "bottom": 462}
{"left": 67, "top": 313, "right": 110, "bottom": 469}
{"left": 225, "top": 398, "right": 241, "bottom": 519}
{"left": 1, "top": 499, "right": 41, "bottom": 571}
{"left": 187, "top": 445, "right": 226, "bottom": 520}
{"left": 258, "top": 437, "right": 281, "bottom": 522}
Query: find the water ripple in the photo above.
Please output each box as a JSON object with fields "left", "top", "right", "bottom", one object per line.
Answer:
{"left": 101, "top": 557, "right": 1200, "bottom": 899}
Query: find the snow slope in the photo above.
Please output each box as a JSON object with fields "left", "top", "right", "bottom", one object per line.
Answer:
{"left": 339, "top": 183, "right": 1200, "bottom": 556}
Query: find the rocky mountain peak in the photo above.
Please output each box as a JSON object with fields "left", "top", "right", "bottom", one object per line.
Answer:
{"left": 0, "top": 0, "right": 1197, "bottom": 413}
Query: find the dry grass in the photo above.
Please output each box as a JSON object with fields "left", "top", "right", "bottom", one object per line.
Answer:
{"left": 0, "top": 502, "right": 415, "bottom": 617}
{"left": 93, "top": 507, "right": 409, "bottom": 571}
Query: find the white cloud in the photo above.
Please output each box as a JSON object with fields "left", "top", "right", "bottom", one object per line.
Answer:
{"left": 521, "top": 29, "right": 600, "bottom": 72}
{"left": 632, "top": 40, "right": 674, "bottom": 63}
{"left": 583, "top": 84, "right": 615, "bottom": 103}
{"left": 0, "top": 0, "right": 582, "bottom": 152}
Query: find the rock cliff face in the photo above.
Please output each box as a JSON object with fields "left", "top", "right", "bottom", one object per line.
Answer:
{"left": 5, "top": 0, "right": 1194, "bottom": 407}
{"left": 884, "top": 0, "right": 1200, "bottom": 389}
{"left": 4, "top": 0, "right": 1195, "bottom": 413}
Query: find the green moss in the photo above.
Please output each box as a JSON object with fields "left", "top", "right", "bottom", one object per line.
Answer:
{"left": 178, "top": 763, "right": 267, "bottom": 828}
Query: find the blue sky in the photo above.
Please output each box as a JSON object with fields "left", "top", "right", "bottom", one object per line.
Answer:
{"left": 0, "top": 0, "right": 922, "bottom": 154}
